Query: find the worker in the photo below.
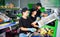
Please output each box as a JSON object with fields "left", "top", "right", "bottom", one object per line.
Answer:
{"left": 35, "top": 3, "right": 42, "bottom": 18}
{"left": 19, "top": 7, "right": 36, "bottom": 37}
{"left": 29, "top": 8, "right": 39, "bottom": 28}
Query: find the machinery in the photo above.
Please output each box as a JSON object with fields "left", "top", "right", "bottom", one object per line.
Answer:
{"left": 37, "top": 8, "right": 60, "bottom": 37}
{"left": 0, "top": 12, "right": 10, "bottom": 23}
{"left": 38, "top": 9, "right": 58, "bottom": 27}
{"left": 28, "top": 8, "right": 59, "bottom": 37}
{"left": 27, "top": 4, "right": 59, "bottom": 37}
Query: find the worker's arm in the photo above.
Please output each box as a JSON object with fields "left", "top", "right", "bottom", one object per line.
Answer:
{"left": 20, "top": 27, "right": 29, "bottom": 31}
{"left": 31, "top": 22, "right": 38, "bottom": 28}
{"left": 31, "top": 17, "right": 41, "bottom": 28}
{"left": 20, "top": 27, "right": 36, "bottom": 32}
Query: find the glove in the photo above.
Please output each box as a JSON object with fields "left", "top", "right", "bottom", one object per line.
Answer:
{"left": 27, "top": 28, "right": 36, "bottom": 32}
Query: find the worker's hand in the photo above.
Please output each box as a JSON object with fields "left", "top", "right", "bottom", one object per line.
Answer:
{"left": 27, "top": 28, "right": 36, "bottom": 32}
{"left": 32, "top": 22, "right": 36, "bottom": 25}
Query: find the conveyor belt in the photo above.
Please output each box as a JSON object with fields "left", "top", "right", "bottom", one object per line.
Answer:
{"left": 0, "top": 21, "right": 19, "bottom": 30}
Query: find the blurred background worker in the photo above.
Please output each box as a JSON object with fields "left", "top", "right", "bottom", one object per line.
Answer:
{"left": 19, "top": 8, "right": 36, "bottom": 37}
{"left": 35, "top": 3, "right": 42, "bottom": 18}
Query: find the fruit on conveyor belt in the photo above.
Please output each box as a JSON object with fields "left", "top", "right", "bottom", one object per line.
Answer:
{"left": 40, "top": 28, "right": 47, "bottom": 35}
{"left": 39, "top": 28, "right": 54, "bottom": 36}
{"left": 0, "top": 18, "right": 3, "bottom": 23}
